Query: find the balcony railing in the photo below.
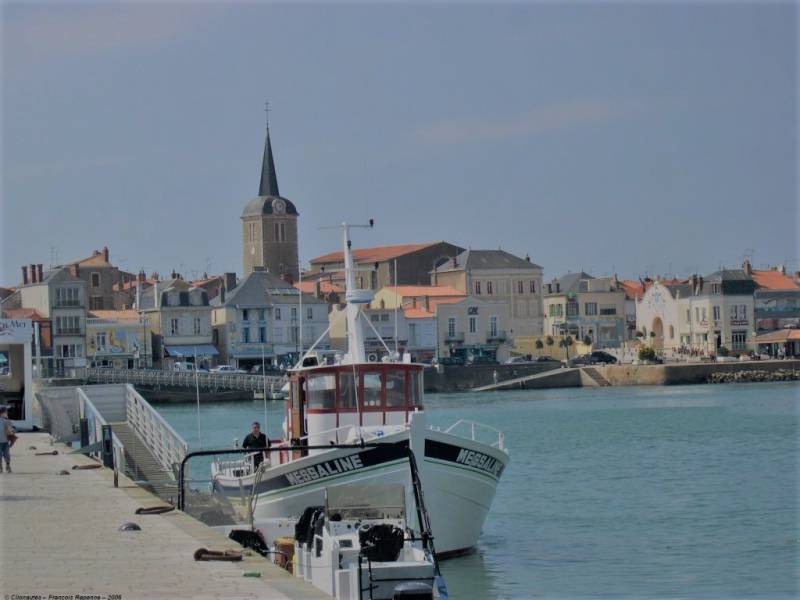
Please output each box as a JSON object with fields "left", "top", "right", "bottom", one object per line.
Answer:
{"left": 445, "top": 331, "right": 465, "bottom": 342}
{"left": 486, "top": 330, "right": 508, "bottom": 341}
{"left": 57, "top": 328, "right": 84, "bottom": 336}
{"left": 54, "top": 300, "right": 84, "bottom": 308}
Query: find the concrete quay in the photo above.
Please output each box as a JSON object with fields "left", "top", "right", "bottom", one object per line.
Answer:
{"left": 0, "top": 433, "right": 328, "bottom": 600}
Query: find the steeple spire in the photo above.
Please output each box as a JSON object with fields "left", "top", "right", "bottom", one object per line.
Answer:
{"left": 258, "top": 103, "right": 280, "bottom": 197}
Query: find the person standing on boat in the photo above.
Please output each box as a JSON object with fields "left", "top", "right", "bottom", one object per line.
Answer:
{"left": 242, "top": 421, "right": 269, "bottom": 468}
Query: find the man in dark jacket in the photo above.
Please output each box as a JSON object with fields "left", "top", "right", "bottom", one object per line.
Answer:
{"left": 242, "top": 421, "right": 269, "bottom": 469}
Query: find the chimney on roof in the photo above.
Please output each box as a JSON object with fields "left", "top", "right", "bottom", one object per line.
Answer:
{"left": 555, "top": 282, "right": 560, "bottom": 293}
{"left": 138, "top": 269, "right": 146, "bottom": 283}
{"left": 37, "top": 264, "right": 43, "bottom": 282}
{"left": 742, "top": 257, "right": 752, "bottom": 276}
{"left": 69, "top": 264, "right": 79, "bottom": 278}
{"left": 779, "top": 264, "right": 786, "bottom": 275}
{"left": 21, "top": 266, "right": 28, "bottom": 285}
{"left": 102, "top": 246, "right": 109, "bottom": 262}
{"left": 221, "top": 272, "right": 236, "bottom": 302}
{"left": 315, "top": 280, "right": 321, "bottom": 298}
{"left": 30, "top": 263, "right": 37, "bottom": 283}
{"left": 525, "top": 254, "right": 530, "bottom": 262}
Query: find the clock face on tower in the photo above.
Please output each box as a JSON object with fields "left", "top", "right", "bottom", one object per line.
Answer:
{"left": 272, "top": 198, "right": 286, "bottom": 214}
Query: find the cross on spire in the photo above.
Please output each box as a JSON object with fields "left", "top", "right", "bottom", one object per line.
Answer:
{"left": 264, "top": 101, "right": 271, "bottom": 132}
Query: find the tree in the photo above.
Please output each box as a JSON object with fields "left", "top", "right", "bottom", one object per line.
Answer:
{"left": 635, "top": 330, "right": 644, "bottom": 338}
{"left": 560, "top": 336, "right": 574, "bottom": 360}
{"left": 582, "top": 335, "right": 592, "bottom": 347}
{"left": 535, "top": 339, "right": 544, "bottom": 356}
{"left": 638, "top": 346, "right": 656, "bottom": 361}
{"left": 545, "top": 335, "right": 554, "bottom": 350}
{"left": 717, "top": 346, "right": 729, "bottom": 357}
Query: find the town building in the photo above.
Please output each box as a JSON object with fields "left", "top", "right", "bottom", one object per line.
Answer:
{"left": 8, "top": 264, "right": 88, "bottom": 372}
{"left": 432, "top": 249, "right": 544, "bottom": 337}
{"left": 139, "top": 278, "right": 215, "bottom": 369}
{"left": 0, "top": 307, "right": 52, "bottom": 374}
{"left": 86, "top": 310, "right": 151, "bottom": 368}
{"left": 435, "top": 296, "right": 512, "bottom": 363}
{"left": 309, "top": 241, "right": 464, "bottom": 291}
{"left": 241, "top": 125, "right": 299, "bottom": 281}
{"left": 748, "top": 262, "right": 800, "bottom": 332}
{"left": 62, "top": 247, "right": 136, "bottom": 310}
{"left": 543, "top": 272, "right": 627, "bottom": 348}
{"left": 636, "top": 270, "right": 757, "bottom": 354}
{"left": 328, "top": 305, "right": 437, "bottom": 363}
{"left": 372, "top": 285, "right": 465, "bottom": 312}
{"left": 619, "top": 279, "right": 645, "bottom": 341}
{"left": 212, "top": 270, "right": 329, "bottom": 370}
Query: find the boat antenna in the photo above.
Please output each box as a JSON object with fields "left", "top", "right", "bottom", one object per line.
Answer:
{"left": 394, "top": 258, "right": 399, "bottom": 357}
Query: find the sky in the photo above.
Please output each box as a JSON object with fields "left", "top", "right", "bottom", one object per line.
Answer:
{"left": 2, "top": 2, "right": 797, "bottom": 286}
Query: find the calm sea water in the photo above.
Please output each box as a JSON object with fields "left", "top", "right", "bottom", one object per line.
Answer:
{"left": 155, "top": 382, "right": 799, "bottom": 599}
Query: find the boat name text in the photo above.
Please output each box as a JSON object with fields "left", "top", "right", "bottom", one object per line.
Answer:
{"left": 285, "top": 455, "right": 364, "bottom": 485}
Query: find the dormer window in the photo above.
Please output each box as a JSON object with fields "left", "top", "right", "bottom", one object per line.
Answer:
{"left": 712, "top": 283, "right": 721, "bottom": 295}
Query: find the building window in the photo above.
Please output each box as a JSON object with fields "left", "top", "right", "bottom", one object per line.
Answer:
{"left": 695, "top": 307, "right": 700, "bottom": 322}
{"left": 600, "top": 306, "right": 617, "bottom": 316}
{"left": 584, "top": 302, "right": 598, "bottom": 316}
{"left": 258, "top": 327, "right": 266, "bottom": 343}
{"left": 731, "top": 331, "right": 747, "bottom": 350}
{"left": 712, "top": 283, "right": 721, "bottom": 295}
{"left": 90, "top": 296, "right": 103, "bottom": 310}
{"left": 55, "top": 287, "right": 81, "bottom": 307}
{"left": 529, "top": 280, "right": 536, "bottom": 293}
{"left": 701, "top": 307, "right": 707, "bottom": 321}
{"left": 280, "top": 222, "right": 286, "bottom": 241}
{"left": 91, "top": 272, "right": 101, "bottom": 287}
{"left": 194, "top": 317, "right": 201, "bottom": 335}
{"left": 371, "top": 314, "right": 380, "bottom": 323}
{"left": 242, "top": 327, "right": 250, "bottom": 343}
{"left": 291, "top": 307, "right": 297, "bottom": 320}
{"left": 258, "top": 309, "right": 265, "bottom": 321}
{"left": 95, "top": 332, "right": 106, "bottom": 349}
{"left": 712, "top": 306, "right": 720, "bottom": 320}
{"left": 487, "top": 281, "right": 493, "bottom": 295}
{"left": 669, "top": 325, "right": 674, "bottom": 339}
{"left": 475, "top": 281, "right": 481, "bottom": 295}
{"left": 371, "top": 270, "right": 378, "bottom": 290}
{"left": 490, "top": 316, "right": 498, "bottom": 338}
{"left": 447, "top": 317, "right": 456, "bottom": 339}
{"left": 290, "top": 326, "right": 298, "bottom": 343}
{"left": 566, "top": 302, "right": 579, "bottom": 317}
{"left": 170, "top": 318, "right": 179, "bottom": 335}
{"left": 56, "top": 315, "right": 81, "bottom": 335}
{"left": 242, "top": 309, "right": 249, "bottom": 322}
{"left": 274, "top": 222, "right": 280, "bottom": 242}
{"left": 469, "top": 316, "right": 477, "bottom": 334}
{"left": 517, "top": 281, "right": 524, "bottom": 294}
{"left": 275, "top": 308, "right": 281, "bottom": 320}
{"left": 381, "top": 313, "right": 389, "bottom": 322}
{"left": 686, "top": 309, "right": 691, "bottom": 323}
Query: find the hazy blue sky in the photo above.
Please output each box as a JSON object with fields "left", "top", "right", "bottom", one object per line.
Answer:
{"left": 2, "top": 2, "right": 797, "bottom": 285}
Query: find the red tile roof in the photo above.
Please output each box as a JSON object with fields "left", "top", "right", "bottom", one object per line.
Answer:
{"left": 310, "top": 242, "right": 441, "bottom": 265}
{"left": 2, "top": 308, "right": 46, "bottom": 320}
{"left": 427, "top": 297, "right": 466, "bottom": 310}
{"left": 295, "top": 281, "right": 344, "bottom": 294}
{"left": 620, "top": 280, "right": 645, "bottom": 300}
{"left": 403, "top": 308, "right": 435, "bottom": 319}
{"left": 752, "top": 329, "right": 800, "bottom": 343}
{"left": 751, "top": 269, "right": 799, "bottom": 291}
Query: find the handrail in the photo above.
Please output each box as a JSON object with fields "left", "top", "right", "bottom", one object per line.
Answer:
{"left": 443, "top": 418, "right": 505, "bottom": 450}
{"left": 77, "top": 388, "right": 126, "bottom": 478}
{"left": 125, "top": 385, "right": 187, "bottom": 478}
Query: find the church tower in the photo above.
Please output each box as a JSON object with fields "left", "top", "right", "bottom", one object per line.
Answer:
{"left": 241, "top": 123, "right": 299, "bottom": 282}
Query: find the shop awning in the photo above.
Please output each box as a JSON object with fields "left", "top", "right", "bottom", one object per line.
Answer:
{"left": 164, "top": 344, "right": 219, "bottom": 357}
{"left": 752, "top": 329, "right": 800, "bottom": 345}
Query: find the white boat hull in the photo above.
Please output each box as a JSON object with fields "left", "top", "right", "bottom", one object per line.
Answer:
{"left": 212, "top": 417, "right": 508, "bottom": 556}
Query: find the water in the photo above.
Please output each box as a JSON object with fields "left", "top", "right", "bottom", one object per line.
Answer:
{"left": 155, "top": 382, "right": 799, "bottom": 599}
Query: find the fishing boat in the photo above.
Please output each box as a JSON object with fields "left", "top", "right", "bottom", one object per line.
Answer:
{"left": 212, "top": 222, "right": 509, "bottom": 556}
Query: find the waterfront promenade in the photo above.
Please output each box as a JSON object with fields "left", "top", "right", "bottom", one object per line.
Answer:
{"left": 0, "top": 434, "right": 328, "bottom": 600}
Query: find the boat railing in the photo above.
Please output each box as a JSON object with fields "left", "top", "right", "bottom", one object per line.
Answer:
{"left": 442, "top": 419, "right": 505, "bottom": 450}
{"left": 213, "top": 453, "right": 259, "bottom": 477}
{"left": 125, "top": 384, "right": 188, "bottom": 478}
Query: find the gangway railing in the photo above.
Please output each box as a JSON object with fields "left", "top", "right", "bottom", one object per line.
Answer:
{"left": 125, "top": 385, "right": 188, "bottom": 478}
{"left": 77, "top": 387, "right": 126, "bottom": 479}
{"left": 84, "top": 367, "right": 286, "bottom": 393}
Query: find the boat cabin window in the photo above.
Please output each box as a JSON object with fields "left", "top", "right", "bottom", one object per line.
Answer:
{"left": 338, "top": 372, "right": 357, "bottom": 409}
{"left": 363, "top": 372, "right": 382, "bottom": 408}
{"left": 307, "top": 375, "right": 336, "bottom": 409}
{"left": 385, "top": 371, "right": 405, "bottom": 407}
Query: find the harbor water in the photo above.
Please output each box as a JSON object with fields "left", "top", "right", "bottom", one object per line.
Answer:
{"left": 155, "top": 382, "right": 799, "bottom": 599}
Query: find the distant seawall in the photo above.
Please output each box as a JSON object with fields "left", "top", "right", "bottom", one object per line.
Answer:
{"left": 592, "top": 360, "right": 800, "bottom": 387}
{"left": 424, "top": 363, "right": 559, "bottom": 393}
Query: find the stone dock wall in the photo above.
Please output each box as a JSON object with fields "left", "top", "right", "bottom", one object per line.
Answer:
{"left": 592, "top": 359, "right": 800, "bottom": 387}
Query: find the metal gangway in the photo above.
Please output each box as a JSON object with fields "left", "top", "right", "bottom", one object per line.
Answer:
{"left": 38, "top": 384, "right": 189, "bottom": 501}
{"left": 84, "top": 367, "right": 286, "bottom": 395}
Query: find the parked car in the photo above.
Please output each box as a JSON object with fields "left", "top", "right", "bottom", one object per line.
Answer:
{"left": 567, "top": 351, "right": 618, "bottom": 367}
{"left": 536, "top": 355, "right": 557, "bottom": 362}
{"left": 211, "top": 365, "right": 246, "bottom": 374}
{"left": 467, "top": 355, "right": 499, "bottom": 365}
{"left": 172, "top": 362, "right": 196, "bottom": 372}
{"left": 438, "top": 356, "right": 465, "bottom": 366}
{"left": 505, "top": 356, "right": 534, "bottom": 365}
{"left": 250, "top": 364, "right": 283, "bottom": 375}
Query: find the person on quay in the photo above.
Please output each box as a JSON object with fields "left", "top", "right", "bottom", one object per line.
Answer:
{"left": 242, "top": 421, "right": 269, "bottom": 469}
{"left": 0, "top": 406, "right": 15, "bottom": 473}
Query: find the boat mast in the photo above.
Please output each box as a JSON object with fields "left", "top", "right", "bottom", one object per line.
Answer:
{"left": 341, "top": 221, "right": 373, "bottom": 364}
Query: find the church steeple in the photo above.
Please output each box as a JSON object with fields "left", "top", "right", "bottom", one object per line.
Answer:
{"left": 258, "top": 128, "right": 280, "bottom": 197}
